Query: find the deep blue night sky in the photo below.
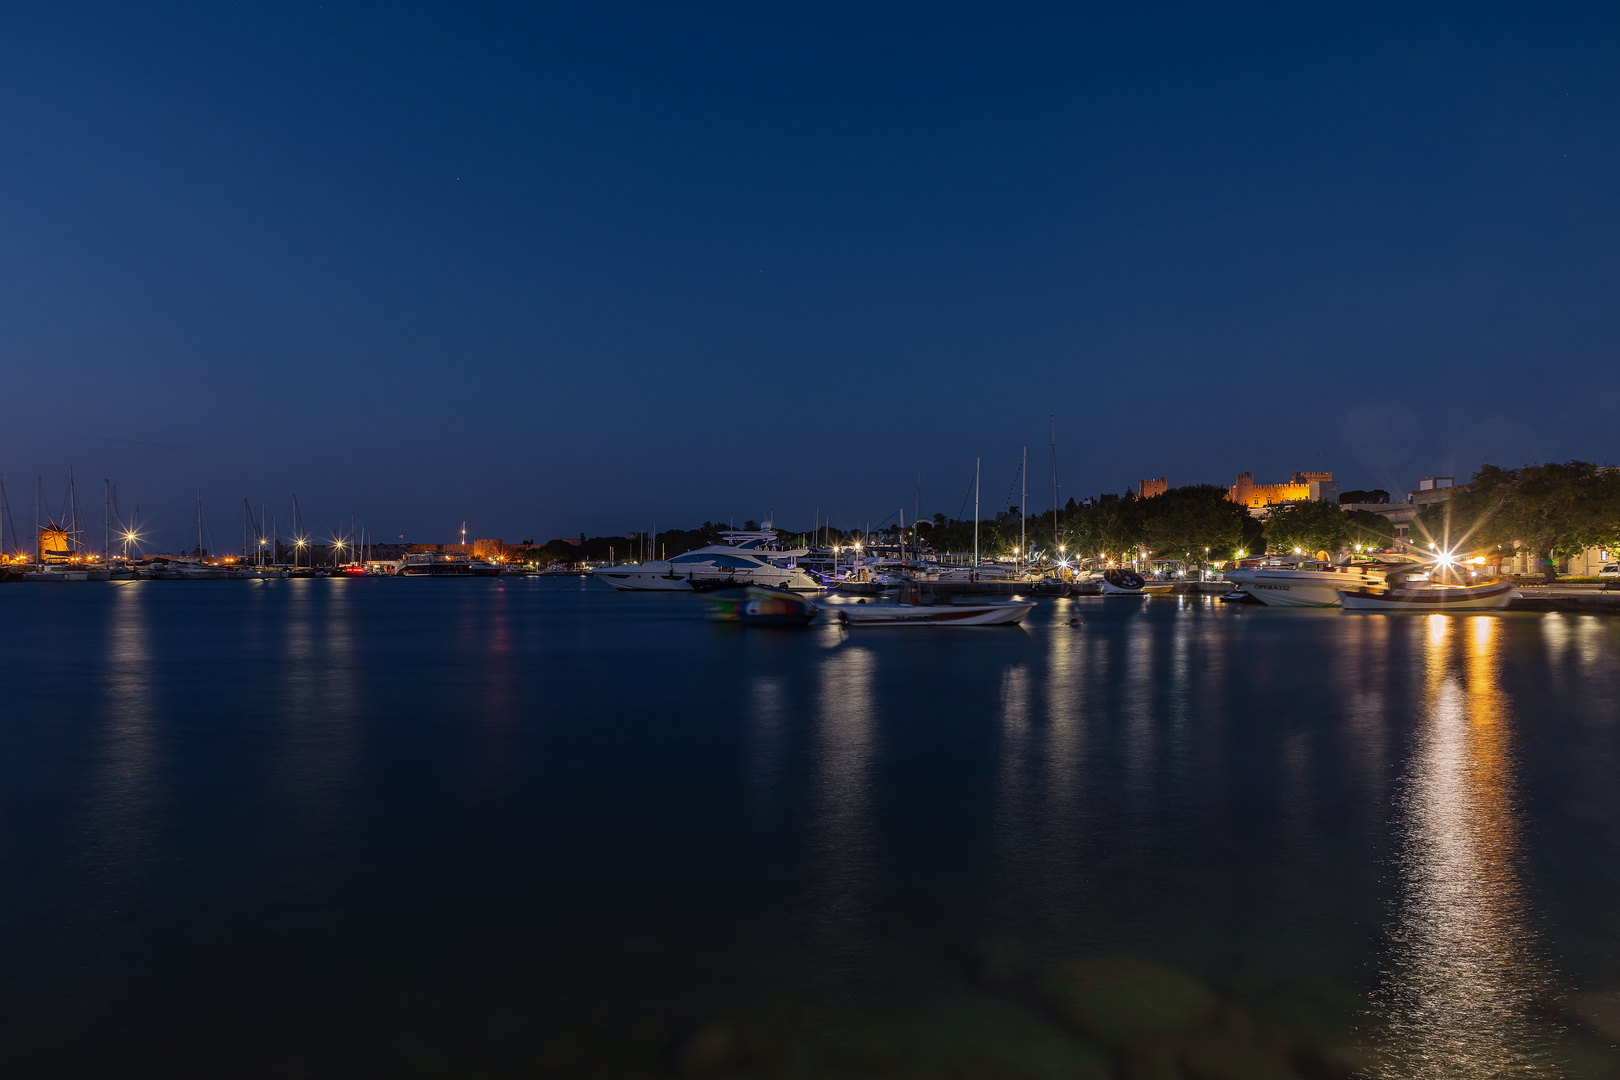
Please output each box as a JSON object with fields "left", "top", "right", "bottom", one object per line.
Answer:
{"left": 3, "top": 5, "right": 1617, "bottom": 550}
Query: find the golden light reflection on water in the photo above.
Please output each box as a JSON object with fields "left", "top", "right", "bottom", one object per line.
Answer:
{"left": 1378, "top": 614, "right": 1552, "bottom": 1077}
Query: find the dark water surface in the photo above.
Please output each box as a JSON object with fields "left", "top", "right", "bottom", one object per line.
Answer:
{"left": 3, "top": 579, "right": 1619, "bottom": 1078}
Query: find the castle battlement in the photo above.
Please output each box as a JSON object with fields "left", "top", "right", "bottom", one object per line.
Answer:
{"left": 1229, "top": 471, "right": 1335, "bottom": 508}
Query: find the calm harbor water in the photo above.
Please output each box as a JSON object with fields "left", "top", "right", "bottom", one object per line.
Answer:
{"left": 2, "top": 579, "right": 1618, "bottom": 1077}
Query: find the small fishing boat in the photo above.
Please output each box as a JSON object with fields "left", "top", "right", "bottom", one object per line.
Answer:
{"left": 706, "top": 586, "right": 818, "bottom": 626}
{"left": 1338, "top": 579, "right": 1516, "bottom": 611}
{"left": 1026, "top": 578, "right": 1071, "bottom": 597}
{"left": 835, "top": 598, "right": 1035, "bottom": 627}
{"left": 1101, "top": 569, "right": 1146, "bottom": 595}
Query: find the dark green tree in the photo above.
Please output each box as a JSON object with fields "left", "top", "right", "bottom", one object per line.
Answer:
{"left": 1139, "top": 484, "right": 1246, "bottom": 566}
{"left": 1262, "top": 500, "right": 1354, "bottom": 557}
{"left": 1418, "top": 461, "right": 1619, "bottom": 580}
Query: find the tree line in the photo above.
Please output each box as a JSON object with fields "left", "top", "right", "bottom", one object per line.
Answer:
{"left": 522, "top": 463, "right": 1618, "bottom": 574}
{"left": 1415, "top": 461, "right": 1620, "bottom": 579}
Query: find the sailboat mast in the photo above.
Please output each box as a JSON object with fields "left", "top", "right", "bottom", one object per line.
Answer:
{"left": 104, "top": 480, "right": 110, "bottom": 570}
{"left": 1020, "top": 446, "right": 1027, "bottom": 572}
{"left": 1050, "top": 414, "right": 1059, "bottom": 550}
{"left": 974, "top": 458, "right": 979, "bottom": 568}
{"left": 914, "top": 473, "right": 920, "bottom": 564}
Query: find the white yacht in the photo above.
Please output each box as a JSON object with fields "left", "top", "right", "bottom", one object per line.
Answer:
{"left": 1224, "top": 556, "right": 1414, "bottom": 608}
{"left": 594, "top": 529, "right": 818, "bottom": 592}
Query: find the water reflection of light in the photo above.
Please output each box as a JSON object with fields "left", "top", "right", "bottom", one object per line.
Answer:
{"left": 1427, "top": 613, "right": 1447, "bottom": 646}
{"left": 268, "top": 583, "right": 360, "bottom": 903}
{"left": 1122, "top": 618, "right": 1155, "bottom": 807}
{"left": 1337, "top": 615, "right": 1391, "bottom": 805}
{"left": 748, "top": 675, "right": 787, "bottom": 832}
{"left": 1043, "top": 625, "right": 1084, "bottom": 831}
{"left": 1378, "top": 614, "right": 1551, "bottom": 1076}
{"left": 809, "top": 646, "right": 876, "bottom": 967}
{"left": 90, "top": 583, "right": 158, "bottom": 889}
{"left": 992, "top": 665, "right": 1034, "bottom": 906}
{"left": 1541, "top": 613, "right": 1567, "bottom": 660}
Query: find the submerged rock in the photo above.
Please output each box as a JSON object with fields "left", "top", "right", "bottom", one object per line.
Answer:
{"left": 1038, "top": 955, "right": 1217, "bottom": 1047}
{"left": 1036, "top": 955, "right": 1332, "bottom": 1080}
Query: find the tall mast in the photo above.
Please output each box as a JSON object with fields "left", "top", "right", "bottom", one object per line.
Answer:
{"left": 67, "top": 466, "right": 82, "bottom": 555}
{"left": 34, "top": 476, "right": 41, "bottom": 566}
{"left": 973, "top": 458, "right": 979, "bottom": 568}
{"left": 1050, "top": 414, "right": 1059, "bottom": 550}
{"left": 196, "top": 491, "right": 203, "bottom": 558}
{"left": 104, "top": 480, "right": 110, "bottom": 570}
{"left": 1020, "top": 446, "right": 1027, "bottom": 573}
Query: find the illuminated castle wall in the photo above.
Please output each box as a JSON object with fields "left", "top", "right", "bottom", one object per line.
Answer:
{"left": 1228, "top": 471, "right": 1333, "bottom": 508}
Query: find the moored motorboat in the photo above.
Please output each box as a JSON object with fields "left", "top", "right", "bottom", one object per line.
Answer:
{"left": 1101, "top": 569, "right": 1146, "bottom": 595}
{"left": 1223, "top": 558, "right": 1409, "bottom": 608}
{"left": 706, "top": 586, "right": 818, "bottom": 626}
{"left": 1338, "top": 579, "right": 1516, "bottom": 611}
{"left": 835, "top": 599, "right": 1035, "bottom": 626}
{"left": 400, "top": 552, "right": 472, "bottom": 577}
{"left": 596, "top": 528, "right": 816, "bottom": 592}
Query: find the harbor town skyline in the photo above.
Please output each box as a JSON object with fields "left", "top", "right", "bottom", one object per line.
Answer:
{"left": 3, "top": 7, "right": 1619, "bottom": 545}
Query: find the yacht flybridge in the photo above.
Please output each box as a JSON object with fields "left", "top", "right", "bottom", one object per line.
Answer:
{"left": 594, "top": 529, "right": 818, "bottom": 592}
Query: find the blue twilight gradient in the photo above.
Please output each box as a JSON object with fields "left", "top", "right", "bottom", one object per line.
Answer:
{"left": 2, "top": 5, "right": 1618, "bottom": 549}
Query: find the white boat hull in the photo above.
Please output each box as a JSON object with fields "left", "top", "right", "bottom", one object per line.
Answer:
{"left": 1235, "top": 582, "right": 1344, "bottom": 607}
{"left": 1339, "top": 582, "right": 1517, "bottom": 611}
{"left": 1223, "top": 566, "right": 1394, "bottom": 608}
{"left": 595, "top": 562, "right": 817, "bottom": 592}
{"left": 837, "top": 601, "right": 1035, "bottom": 626}
{"left": 593, "top": 569, "right": 695, "bottom": 591}
{"left": 1100, "top": 582, "right": 1144, "bottom": 595}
